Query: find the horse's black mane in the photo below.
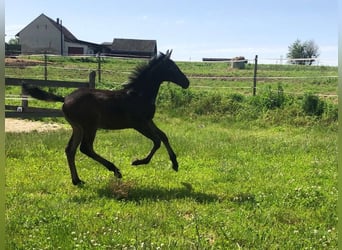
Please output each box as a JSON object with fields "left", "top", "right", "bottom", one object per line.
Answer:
{"left": 124, "top": 53, "right": 167, "bottom": 89}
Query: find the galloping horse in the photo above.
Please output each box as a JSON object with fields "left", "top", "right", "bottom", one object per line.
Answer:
{"left": 23, "top": 50, "right": 190, "bottom": 185}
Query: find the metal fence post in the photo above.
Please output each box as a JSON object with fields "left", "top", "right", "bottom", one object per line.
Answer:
{"left": 253, "top": 55, "right": 258, "bottom": 96}
{"left": 97, "top": 53, "right": 101, "bottom": 83}
{"left": 44, "top": 52, "right": 48, "bottom": 80}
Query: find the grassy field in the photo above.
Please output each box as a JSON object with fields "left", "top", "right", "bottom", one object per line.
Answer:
{"left": 5, "top": 116, "right": 337, "bottom": 249}
{"left": 5, "top": 56, "right": 338, "bottom": 249}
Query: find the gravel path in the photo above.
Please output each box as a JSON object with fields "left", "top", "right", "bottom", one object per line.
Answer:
{"left": 5, "top": 118, "right": 65, "bottom": 133}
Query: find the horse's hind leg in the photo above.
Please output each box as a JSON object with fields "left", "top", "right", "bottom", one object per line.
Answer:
{"left": 80, "top": 128, "right": 122, "bottom": 179}
{"left": 65, "top": 126, "right": 84, "bottom": 185}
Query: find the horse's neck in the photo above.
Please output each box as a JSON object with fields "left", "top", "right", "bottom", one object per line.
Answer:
{"left": 131, "top": 79, "right": 162, "bottom": 105}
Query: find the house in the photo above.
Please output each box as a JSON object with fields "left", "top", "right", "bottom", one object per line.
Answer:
{"left": 16, "top": 14, "right": 157, "bottom": 58}
{"left": 108, "top": 38, "right": 157, "bottom": 58}
{"left": 16, "top": 13, "right": 101, "bottom": 55}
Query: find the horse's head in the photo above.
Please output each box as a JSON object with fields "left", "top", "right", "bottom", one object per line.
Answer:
{"left": 157, "top": 50, "right": 190, "bottom": 89}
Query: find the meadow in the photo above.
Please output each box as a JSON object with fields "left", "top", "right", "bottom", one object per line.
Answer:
{"left": 5, "top": 56, "right": 338, "bottom": 249}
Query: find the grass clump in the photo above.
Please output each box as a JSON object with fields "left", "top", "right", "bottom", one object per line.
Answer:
{"left": 157, "top": 84, "right": 337, "bottom": 127}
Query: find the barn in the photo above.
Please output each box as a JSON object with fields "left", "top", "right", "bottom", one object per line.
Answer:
{"left": 108, "top": 38, "right": 157, "bottom": 58}
{"left": 16, "top": 13, "right": 101, "bottom": 55}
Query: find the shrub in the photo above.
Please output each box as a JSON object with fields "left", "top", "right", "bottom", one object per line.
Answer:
{"left": 193, "top": 93, "right": 222, "bottom": 115}
{"left": 229, "top": 93, "right": 245, "bottom": 103}
{"left": 156, "top": 84, "right": 337, "bottom": 126}
{"left": 302, "top": 94, "right": 325, "bottom": 116}
{"left": 192, "top": 93, "right": 245, "bottom": 116}
{"left": 162, "top": 85, "right": 194, "bottom": 108}
{"left": 220, "top": 94, "right": 245, "bottom": 115}
{"left": 250, "top": 84, "right": 286, "bottom": 111}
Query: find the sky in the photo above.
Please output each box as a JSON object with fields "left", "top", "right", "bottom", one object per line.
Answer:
{"left": 5, "top": 0, "right": 338, "bottom": 65}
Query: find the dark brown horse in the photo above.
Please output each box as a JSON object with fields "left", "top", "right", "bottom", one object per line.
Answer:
{"left": 23, "top": 50, "right": 189, "bottom": 185}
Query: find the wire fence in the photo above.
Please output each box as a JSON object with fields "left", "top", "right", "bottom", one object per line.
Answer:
{"left": 5, "top": 53, "right": 338, "bottom": 100}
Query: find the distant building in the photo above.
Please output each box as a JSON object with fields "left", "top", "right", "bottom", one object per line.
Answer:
{"left": 16, "top": 13, "right": 101, "bottom": 55}
{"left": 103, "top": 38, "right": 157, "bottom": 58}
{"left": 16, "top": 13, "right": 157, "bottom": 58}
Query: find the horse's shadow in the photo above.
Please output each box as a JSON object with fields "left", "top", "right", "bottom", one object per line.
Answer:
{"left": 97, "top": 181, "right": 220, "bottom": 203}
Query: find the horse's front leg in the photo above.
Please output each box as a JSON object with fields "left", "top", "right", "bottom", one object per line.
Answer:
{"left": 152, "top": 123, "right": 178, "bottom": 171}
{"left": 133, "top": 121, "right": 178, "bottom": 171}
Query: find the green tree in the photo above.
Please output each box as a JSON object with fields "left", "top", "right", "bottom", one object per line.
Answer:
{"left": 7, "top": 37, "right": 19, "bottom": 45}
{"left": 287, "top": 39, "right": 319, "bottom": 65}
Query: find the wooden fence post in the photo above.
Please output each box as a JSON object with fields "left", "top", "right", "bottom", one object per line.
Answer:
{"left": 89, "top": 71, "right": 96, "bottom": 89}
{"left": 21, "top": 83, "right": 28, "bottom": 111}
{"left": 253, "top": 55, "right": 258, "bottom": 96}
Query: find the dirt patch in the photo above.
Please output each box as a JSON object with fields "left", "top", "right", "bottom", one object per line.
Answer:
{"left": 5, "top": 58, "right": 47, "bottom": 67}
{"left": 5, "top": 118, "right": 65, "bottom": 133}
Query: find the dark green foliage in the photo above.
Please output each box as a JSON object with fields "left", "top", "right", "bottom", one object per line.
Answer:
{"left": 251, "top": 84, "right": 286, "bottom": 110}
{"left": 156, "top": 84, "right": 337, "bottom": 126}
{"left": 229, "top": 93, "right": 245, "bottom": 103}
{"left": 302, "top": 94, "right": 325, "bottom": 116}
{"left": 193, "top": 93, "right": 223, "bottom": 115}
{"left": 166, "top": 85, "right": 194, "bottom": 108}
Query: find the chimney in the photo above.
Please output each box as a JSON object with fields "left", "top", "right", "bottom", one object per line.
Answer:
{"left": 56, "top": 18, "right": 59, "bottom": 24}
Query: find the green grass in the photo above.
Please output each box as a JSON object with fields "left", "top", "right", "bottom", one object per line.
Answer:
{"left": 5, "top": 114, "right": 337, "bottom": 249}
{"left": 5, "top": 56, "right": 338, "bottom": 249}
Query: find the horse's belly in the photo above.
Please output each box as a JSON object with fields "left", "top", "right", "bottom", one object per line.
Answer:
{"left": 97, "top": 114, "right": 136, "bottom": 130}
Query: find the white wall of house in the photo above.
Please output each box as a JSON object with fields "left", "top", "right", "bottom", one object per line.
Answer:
{"left": 18, "top": 14, "right": 98, "bottom": 55}
{"left": 19, "top": 15, "right": 62, "bottom": 54}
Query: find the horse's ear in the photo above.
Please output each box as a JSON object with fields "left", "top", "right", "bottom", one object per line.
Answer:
{"left": 166, "top": 49, "right": 173, "bottom": 58}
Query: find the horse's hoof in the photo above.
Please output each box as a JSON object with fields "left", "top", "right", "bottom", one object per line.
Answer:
{"left": 172, "top": 163, "right": 179, "bottom": 172}
{"left": 114, "top": 169, "right": 122, "bottom": 179}
{"left": 73, "top": 179, "right": 85, "bottom": 186}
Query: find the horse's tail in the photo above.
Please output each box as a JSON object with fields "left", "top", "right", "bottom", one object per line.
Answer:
{"left": 22, "top": 84, "right": 65, "bottom": 103}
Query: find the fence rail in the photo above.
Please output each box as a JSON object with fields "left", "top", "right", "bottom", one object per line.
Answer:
{"left": 5, "top": 71, "right": 96, "bottom": 118}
